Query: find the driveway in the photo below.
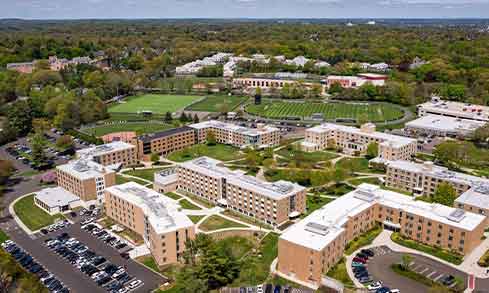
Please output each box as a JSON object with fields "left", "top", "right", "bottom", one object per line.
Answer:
{"left": 366, "top": 246, "right": 467, "bottom": 293}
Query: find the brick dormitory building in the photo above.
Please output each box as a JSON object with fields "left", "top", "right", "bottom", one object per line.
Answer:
{"left": 132, "top": 120, "right": 281, "bottom": 161}
{"left": 277, "top": 183, "right": 486, "bottom": 288}
{"left": 154, "top": 156, "right": 306, "bottom": 227}
{"left": 104, "top": 182, "right": 195, "bottom": 266}
{"left": 301, "top": 123, "right": 417, "bottom": 161}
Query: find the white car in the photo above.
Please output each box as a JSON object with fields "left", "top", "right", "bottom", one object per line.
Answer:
{"left": 367, "top": 281, "right": 383, "bottom": 291}
{"left": 390, "top": 290, "right": 400, "bottom": 293}
{"left": 256, "top": 284, "right": 263, "bottom": 293}
{"left": 127, "top": 280, "right": 143, "bottom": 289}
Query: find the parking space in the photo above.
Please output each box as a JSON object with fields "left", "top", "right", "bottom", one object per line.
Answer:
{"left": 2, "top": 239, "right": 71, "bottom": 292}
{"left": 221, "top": 283, "right": 314, "bottom": 293}
{"left": 366, "top": 246, "right": 467, "bottom": 293}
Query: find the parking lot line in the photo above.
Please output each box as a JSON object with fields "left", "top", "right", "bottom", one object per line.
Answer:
{"left": 408, "top": 261, "right": 415, "bottom": 267}
{"left": 426, "top": 271, "right": 437, "bottom": 278}
{"left": 418, "top": 267, "right": 429, "bottom": 274}
{"left": 433, "top": 274, "right": 445, "bottom": 282}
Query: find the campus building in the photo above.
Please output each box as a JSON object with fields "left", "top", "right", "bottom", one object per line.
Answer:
{"left": 6, "top": 62, "right": 35, "bottom": 73}
{"left": 405, "top": 114, "right": 486, "bottom": 138}
{"left": 301, "top": 123, "right": 417, "bottom": 161}
{"left": 154, "top": 157, "right": 306, "bottom": 226}
{"left": 277, "top": 184, "right": 486, "bottom": 287}
{"left": 189, "top": 120, "right": 281, "bottom": 149}
{"left": 323, "top": 73, "right": 387, "bottom": 88}
{"left": 104, "top": 182, "right": 195, "bottom": 266}
{"left": 34, "top": 187, "right": 82, "bottom": 215}
{"left": 231, "top": 77, "right": 326, "bottom": 95}
{"left": 56, "top": 159, "right": 116, "bottom": 206}
{"left": 132, "top": 127, "right": 196, "bottom": 161}
{"left": 417, "top": 96, "right": 489, "bottom": 122}
{"left": 384, "top": 160, "right": 489, "bottom": 220}
{"left": 76, "top": 141, "right": 138, "bottom": 168}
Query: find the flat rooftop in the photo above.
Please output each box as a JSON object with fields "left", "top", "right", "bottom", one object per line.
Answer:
{"left": 57, "top": 159, "right": 114, "bottom": 180}
{"left": 137, "top": 126, "right": 194, "bottom": 143}
{"left": 280, "top": 184, "right": 486, "bottom": 251}
{"left": 106, "top": 182, "right": 193, "bottom": 234}
{"left": 189, "top": 120, "right": 279, "bottom": 137}
{"left": 35, "top": 187, "right": 80, "bottom": 208}
{"left": 77, "top": 141, "right": 135, "bottom": 158}
{"left": 418, "top": 98, "right": 489, "bottom": 121}
{"left": 406, "top": 114, "right": 486, "bottom": 133}
{"left": 178, "top": 157, "right": 305, "bottom": 200}
{"left": 306, "top": 123, "right": 416, "bottom": 148}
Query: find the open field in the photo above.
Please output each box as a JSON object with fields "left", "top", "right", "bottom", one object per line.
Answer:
{"left": 167, "top": 144, "right": 243, "bottom": 162}
{"left": 246, "top": 101, "right": 405, "bottom": 122}
{"left": 186, "top": 95, "right": 248, "bottom": 112}
{"left": 13, "top": 194, "right": 65, "bottom": 231}
{"left": 198, "top": 215, "right": 247, "bottom": 231}
{"left": 82, "top": 122, "right": 172, "bottom": 136}
{"left": 109, "top": 94, "right": 201, "bottom": 114}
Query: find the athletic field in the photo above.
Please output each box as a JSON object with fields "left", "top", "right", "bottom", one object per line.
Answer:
{"left": 186, "top": 95, "right": 248, "bottom": 112}
{"left": 246, "top": 101, "right": 404, "bottom": 122}
{"left": 109, "top": 94, "right": 201, "bottom": 114}
{"left": 82, "top": 122, "right": 172, "bottom": 136}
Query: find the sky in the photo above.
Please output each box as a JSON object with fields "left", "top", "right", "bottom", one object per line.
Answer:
{"left": 1, "top": 0, "right": 489, "bottom": 19}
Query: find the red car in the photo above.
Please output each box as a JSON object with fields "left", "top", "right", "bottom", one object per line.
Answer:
{"left": 353, "top": 257, "right": 367, "bottom": 263}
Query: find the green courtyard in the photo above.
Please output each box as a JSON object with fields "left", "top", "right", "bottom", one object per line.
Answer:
{"left": 13, "top": 194, "right": 65, "bottom": 231}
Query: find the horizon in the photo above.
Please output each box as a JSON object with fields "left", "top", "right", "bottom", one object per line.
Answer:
{"left": 3, "top": 0, "right": 489, "bottom": 19}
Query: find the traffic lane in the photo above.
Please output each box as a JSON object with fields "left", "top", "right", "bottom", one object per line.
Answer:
{"left": 367, "top": 252, "right": 467, "bottom": 293}
{"left": 58, "top": 223, "right": 166, "bottom": 292}
{"left": 7, "top": 227, "right": 105, "bottom": 293}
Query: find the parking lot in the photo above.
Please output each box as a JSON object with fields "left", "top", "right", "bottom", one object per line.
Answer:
{"left": 366, "top": 246, "right": 467, "bottom": 293}
{"left": 7, "top": 220, "right": 165, "bottom": 293}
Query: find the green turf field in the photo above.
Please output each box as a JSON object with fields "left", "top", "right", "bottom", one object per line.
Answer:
{"left": 246, "top": 101, "right": 404, "bottom": 122}
{"left": 109, "top": 94, "right": 202, "bottom": 114}
{"left": 82, "top": 122, "right": 172, "bottom": 136}
{"left": 186, "top": 95, "right": 248, "bottom": 112}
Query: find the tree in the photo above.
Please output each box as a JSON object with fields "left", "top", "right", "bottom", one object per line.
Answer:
{"left": 473, "top": 124, "right": 489, "bottom": 143}
{"left": 30, "top": 132, "right": 48, "bottom": 166}
{"left": 206, "top": 131, "right": 217, "bottom": 146}
{"left": 150, "top": 152, "right": 160, "bottom": 164}
{"left": 0, "top": 160, "right": 14, "bottom": 185}
{"left": 164, "top": 112, "right": 173, "bottom": 123}
{"left": 193, "top": 114, "right": 200, "bottom": 123}
{"left": 6, "top": 100, "right": 32, "bottom": 137}
{"left": 56, "top": 135, "right": 74, "bottom": 150}
{"left": 366, "top": 142, "right": 379, "bottom": 159}
{"left": 401, "top": 254, "right": 413, "bottom": 270}
{"left": 179, "top": 112, "right": 188, "bottom": 123}
{"left": 432, "top": 182, "right": 457, "bottom": 206}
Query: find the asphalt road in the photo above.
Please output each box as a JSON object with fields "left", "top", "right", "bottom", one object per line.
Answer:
{"left": 366, "top": 246, "right": 467, "bottom": 293}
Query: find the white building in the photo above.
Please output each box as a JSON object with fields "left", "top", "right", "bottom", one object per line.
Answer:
{"left": 405, "top": 114, "right": 486, "bottom": 138}
{"left": 417, "top": 96, "right": 489, "bottom": 122}
{"left": 34, "top": 187, "right": 82, "bottom": 215}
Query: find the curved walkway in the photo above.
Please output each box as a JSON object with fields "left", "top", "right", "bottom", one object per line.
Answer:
{"left": 8, "top": 193, "right": 35, "bottom": 235}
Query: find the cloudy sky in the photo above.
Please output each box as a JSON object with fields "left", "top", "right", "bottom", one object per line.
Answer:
{"left": 1, "top": 0, "right": 489, "bottom": 19}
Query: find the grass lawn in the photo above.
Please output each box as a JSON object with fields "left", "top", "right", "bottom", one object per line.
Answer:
{"left": 304, "top": 195, "right": 336, "bottom": 217}
{"left": 215, "top": 236, "right": 254, "bottom": 259}
{"left": 136, "top": 255, "right": 162, "bottom": 273}
{"left": 116, "top": 174, "right": 149, "bottom": 186}
{"left": 335, "top": 157, "right": 373, "bottom": 174}
{"left": 167, "top": 144, "right": 243, "bottom": 162}
{"left": 326, "top": 257, "right": 355, "bottom": 288}
{"left": 16, "top": 170, "right": 40, "bottom": 177}
{"left": 186, "top": 95, "right": 248, "bottom": 112}
{"left": 246, "top": 101, "right": 405, "bottom": 122}
{"left": 188, "top": 215, "right": 205, "bottom": 224}
{"left": 123, "top": 167, "right": 170, "bottom": 181}
{"left": 0, "top": 229, "right": 9, "bottom": 243}
{"left": 348, "top": 177, "right": 382, "bottom": 186}
{"left": 344, "top": 225, "right": 383, "bottom": 255}
{"left": 13, "top": 194, "right": 65, "bottom": 231}
{"left": 391, "top": 232, "right": 463, "bottom": 265}
{"left": 109, "top": 94, "right": 201, "bottom": 114}
{"left": 179, "top": 199, "right": 201, "bottom": 210}
{"left": 198, "top": 215, "right": 247, "bottom": 231}
{"left": 177, "top": 191, "right": 214, "bottom": 208}
{"left": 479, "top": 249, "right": 489, "bottom": 267}
{"left": 231, "top": 233, "right": 279, "bottom": 286}
{"left": 320, "top": 183, "right": 355, "bottom": 197}
{"left": 164, "top": 192, "right": 182, "bottom": 200}
{"left": 82, "top": 122, "right": 172, "bottom": 137}
{"left": 277, "top": 148, "right": 339, "bottom": 162}
{"left": 264, "top": 169, "right": 331, "bottom": 187}
{"left": 222, "top": 210, "right": 273, "bottom": 230}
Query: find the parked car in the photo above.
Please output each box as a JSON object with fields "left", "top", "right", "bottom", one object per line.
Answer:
{"left": 367, "top": 281, "right": 383, "bottom": 291}
{"left": 361, "top": 249, "right": 375, "bottom": 257}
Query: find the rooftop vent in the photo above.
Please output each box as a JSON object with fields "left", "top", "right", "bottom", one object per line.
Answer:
{"left": 447, "top": 209, "right": 466, "bottom": 223}
{"left": 305, "top": 222, "right": 329, "bottom": 236}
